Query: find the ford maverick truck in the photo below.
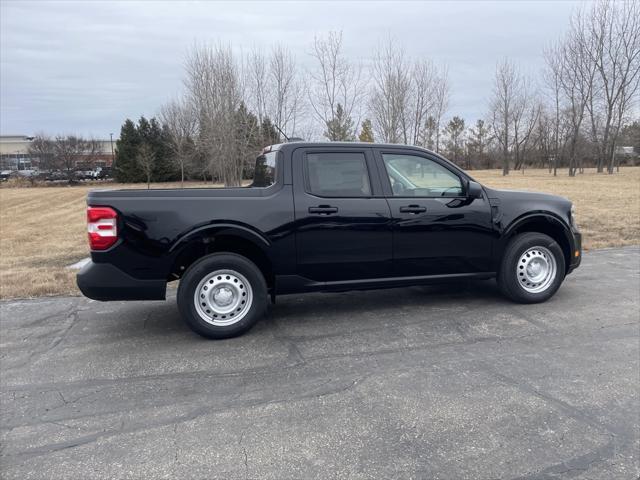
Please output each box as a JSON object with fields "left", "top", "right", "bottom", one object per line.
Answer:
{"left": 77, "top": 142, "right": 581, "bottom": 338}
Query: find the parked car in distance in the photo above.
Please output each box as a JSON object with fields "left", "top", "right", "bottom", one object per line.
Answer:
{"left": 44, "top": 170, "right": 67, "bottom": 181}
{"left": 15, "top": 169, "right": 38, "bottom": 178}
{"left": 91, "top": 166, "right": 112, "bottom": 179}
{"left": 77, "top": 142, "right": 582, "bottom": 339}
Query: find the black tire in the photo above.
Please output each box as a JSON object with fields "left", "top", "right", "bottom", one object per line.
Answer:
{"left": 497, "top": 232, "right": 566, "bottom": 304}
{"left": 177, "top": 253, "right": 268, "bottom": 339}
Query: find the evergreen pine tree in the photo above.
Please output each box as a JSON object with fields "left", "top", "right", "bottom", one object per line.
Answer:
{"left": 422, "top": 116, "right": 437, "bottom": 150}
{"left": 324, "top": 104, "right": 355, "bottom": 141}
{"left": 147, "top": 117, "right": 177, "bottom": 181}
{"left": 115, "top": 119, "right": 142, "bottom": 182}
{"left": 358, "top": 119, "right": 374, "bottom": 142}
{"left": 260, "top": 117, "right": 281, "bottom": 146}
{"left": 468, "top": 119, "right": 491, "bottom": 169}
{"left": 444, "top": 116, "right": 466, "bottom": 166}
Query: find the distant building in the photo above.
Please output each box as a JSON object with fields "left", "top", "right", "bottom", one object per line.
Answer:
{"left": 0, "top": 135, "right": 116, "bottom": 171}
{"left": 614, "top": 145, "right": 639, "bottom": 165}
{"left": 614, "top": 145, "right": 637, "bottom": 156}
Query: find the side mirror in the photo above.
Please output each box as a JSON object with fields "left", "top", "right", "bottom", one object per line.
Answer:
{"left": 466, "top": 180, "right": 483, "bottom": 199}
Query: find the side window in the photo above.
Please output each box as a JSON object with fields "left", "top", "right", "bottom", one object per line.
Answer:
{"left": 305, "top": 152, "right": 371, "bottom": 197}
{"left": 382, "top": 153, "right": 463, "bottom": 197}
{"left": 251, "top": 151, "right": 278, "bottom": 187}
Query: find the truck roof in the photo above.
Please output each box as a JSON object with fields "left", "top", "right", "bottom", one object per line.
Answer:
{"left": 268, "top": 141, "right": 438, "bottom": 156}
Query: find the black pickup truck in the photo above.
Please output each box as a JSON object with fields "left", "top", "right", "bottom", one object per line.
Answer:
{"left": 78, "top": 142, "right": 581, "bottom": 338}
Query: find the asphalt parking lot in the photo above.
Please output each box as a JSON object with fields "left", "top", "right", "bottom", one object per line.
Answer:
{"left": 1, "top": 247, "right": 638, "bottom": 479}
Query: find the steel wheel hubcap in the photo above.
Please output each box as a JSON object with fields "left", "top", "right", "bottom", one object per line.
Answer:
{"left": 517, "top": 246, "right": 557, "bottom": 294}
{"left": 194, "top": 269, "right": 253, "bottom": 326}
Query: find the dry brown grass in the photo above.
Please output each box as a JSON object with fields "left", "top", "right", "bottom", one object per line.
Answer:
{"left": 0, "top": 181, "right": 225, "bottom": 300}
{"left": 472, "top": 167, "right": 640, "bottom": 250}
{"left": 1, "top": 169, "right": 638, "bottom": 300}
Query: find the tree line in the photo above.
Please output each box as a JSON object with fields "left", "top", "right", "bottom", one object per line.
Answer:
{"left": 32, "top": 0, "right": 639, "bottom": 184}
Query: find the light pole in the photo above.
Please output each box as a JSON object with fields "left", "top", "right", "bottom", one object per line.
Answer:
{"left": 109, "top": 133, "right": 114, "bottom": 168}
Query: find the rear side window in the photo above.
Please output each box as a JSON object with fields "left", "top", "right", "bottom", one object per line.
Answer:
{"left": 252, "top": 151, "right": 278, "bottom": 187}
{"left": 305, "top": 152, "right": 371, "bottom": 197}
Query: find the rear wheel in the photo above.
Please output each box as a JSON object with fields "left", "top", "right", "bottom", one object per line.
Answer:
{"left": 498, "top": 232, "right": 565, "bottom": 303}
{"left": 177, "top": 253, "right": 268, "bottom": 339}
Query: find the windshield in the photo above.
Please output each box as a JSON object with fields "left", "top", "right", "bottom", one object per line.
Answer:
{"left": 251, "top": 151, "right": 277, "bottom": 187}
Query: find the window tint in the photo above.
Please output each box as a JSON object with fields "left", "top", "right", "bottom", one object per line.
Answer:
{"left": 382, "top": 153, "right": 463, "bottom": 197}
{"left": 306, "top": 152, "right": 371, "bottom": 197}
{"left": 251, "top": 151, "right": 278, "bottom": 187}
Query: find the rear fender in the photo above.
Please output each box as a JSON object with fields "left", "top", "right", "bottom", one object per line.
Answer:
{"left": 167, "top": 223, "right": 273, "bottom": 282}
{"left": 169, "top": 222, "right": 270, "bottom": 254}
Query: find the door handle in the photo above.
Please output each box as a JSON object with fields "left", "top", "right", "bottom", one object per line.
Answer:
{"left": 309, "top": 206, "right": 338, "bottom": 215}
{"left": 399, "top": 205, "right": 427, "bottom": 214}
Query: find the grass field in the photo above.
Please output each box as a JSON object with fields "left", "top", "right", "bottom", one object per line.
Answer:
{"left": 1, "top": 168, "right": 638, "bottom": 300}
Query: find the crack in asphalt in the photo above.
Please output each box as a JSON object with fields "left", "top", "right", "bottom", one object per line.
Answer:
{"left": 2, "top": 308, "right": 81, "bottom": 371}
{"left": 1, "top": 374, "right": 371, "bottom": 464}
{"left": 475, "top": 363, "right": 628, "bottom": 479}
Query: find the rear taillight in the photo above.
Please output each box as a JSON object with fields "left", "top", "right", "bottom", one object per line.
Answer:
{"left": 87, "top": 206, "right": 118, "bottom": 250}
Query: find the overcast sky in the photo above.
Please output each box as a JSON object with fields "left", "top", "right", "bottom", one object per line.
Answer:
{"left": 1, "top": 0, "right": 582, "bottom": 139}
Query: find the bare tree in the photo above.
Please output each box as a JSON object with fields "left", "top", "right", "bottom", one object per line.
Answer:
{"left": 246, "top": 45, "right": 304, "bottom": 139}
{"left": 246, "top": 47, "right": 268, "bottom": 125}
{"left": 369, "top": 39, "right": 444, "bottom": 147}
{"left": 27, "top": 133, "right": 55, "bottom": 171}
{"left": 184, "top": 43, "right": 245, "bottom": 186}
{"left": 136, "top": 142, "right": 155, "bottom": 189}
{"left": 409, "top": 59, "right": 437, "bottom": 146}
{"left": 512, "top": 80, "right": 542, "bottom": 171}
{"left": 161, "top": 97, "right": 196, "bottom": 187}
{"left": 308, "top": 31, "right": 365, "bottom": 140}
{"left": 369, "top": 38, "right": 411, "bottom": 143}
{"left": 53, "top": 135, "right": 99, "bottom": 182}
{"left": 269, "top": 45, "right": 304, "bottom": 138}
{"left": 488, "top": 62, "right": 539, "bottom": 174}
{"left": 584, "top": 0, "right": 640, "bottom": 173}
{"left": 431, "top": 67, "right": 451, "bottom": 153}
{"left": 543, "top": 46, "right": 566, "bottom": 176}
{"left": 490, "top": 58, "right": 521, "bottom": 175}
{"left": 549, "top": 8, "right": 598, "bottom": 177}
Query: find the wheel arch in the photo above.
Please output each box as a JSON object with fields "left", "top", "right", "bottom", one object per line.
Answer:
{"left": 168, "top": 225, "right": 274, "bottom": 288}
{"left": 500, "top": 213, "right": 573, "bottom": 273}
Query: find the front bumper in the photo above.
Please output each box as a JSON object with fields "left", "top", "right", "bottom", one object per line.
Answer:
{"left": 567, "top": 231, "right": 582, "bottom": 274}
{"left": 77, "top": 261, "right": 166, "bottom": 301}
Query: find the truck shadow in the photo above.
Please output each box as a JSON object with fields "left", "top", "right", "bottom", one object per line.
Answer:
{"left": 136, "top": 279, "right": 522, "bottom": 340}
{"left": 271, "top": 279, "right": 504, "bottom": 318}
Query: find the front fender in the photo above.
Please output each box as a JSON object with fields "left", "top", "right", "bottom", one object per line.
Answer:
{"left": 504, "top": 212, "right": 572, "bottom": 240}
{"left": 496, "top": 212, "right": 576, "bottom": 272}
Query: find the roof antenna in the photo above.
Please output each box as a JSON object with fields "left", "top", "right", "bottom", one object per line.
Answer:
{"left": 273, "top": 124, "right": 289, "bottom": 142}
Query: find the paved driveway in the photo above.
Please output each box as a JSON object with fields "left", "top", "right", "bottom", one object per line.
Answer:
{"left": 1, "top": 247, "right": 639, "bottom": 479}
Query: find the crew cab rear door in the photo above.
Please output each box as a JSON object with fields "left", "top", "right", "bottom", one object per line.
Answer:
{"left": 374, "top": 148, "right": 494, "bottom": 276}
{"left": 292, "top": 147, "right": 393, "bottom": 282}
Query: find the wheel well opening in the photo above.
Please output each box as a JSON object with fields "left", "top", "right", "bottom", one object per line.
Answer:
{"left": 511, "top": 219, "right": 571, "bottom": 272}
{"left": 170, "top": 235, "right": 274, "bottom": 288}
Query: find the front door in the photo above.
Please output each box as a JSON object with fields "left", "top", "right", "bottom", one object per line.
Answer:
{"left": 375, "top": 149, "right": 494, "bottom": 277}
{"left": 292, "top": 147, "right": 393, "bottom": 282}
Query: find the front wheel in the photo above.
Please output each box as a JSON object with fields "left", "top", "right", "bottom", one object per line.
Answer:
{"left": 177, "top": 253, "right": 268, "bottom": 339}
{"left": 498, "top": 232, "right": 566, "bottom": 304}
